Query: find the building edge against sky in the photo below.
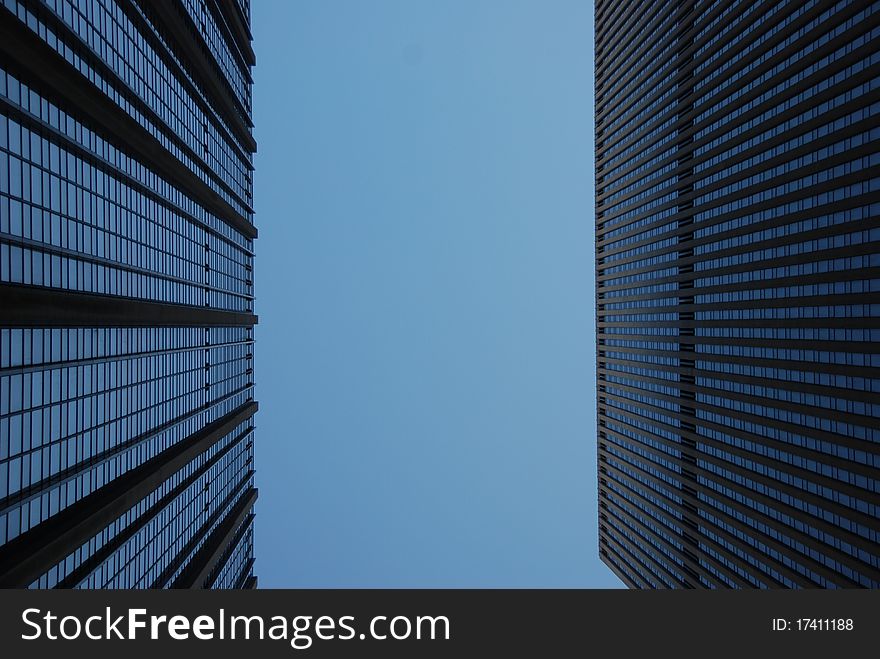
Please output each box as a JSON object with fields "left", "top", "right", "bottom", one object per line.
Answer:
{"left": 595, "top": 0, "right": 879, "bottom": 587}
{"left": 0, "top": 0, "right": 258, "bottom": 588}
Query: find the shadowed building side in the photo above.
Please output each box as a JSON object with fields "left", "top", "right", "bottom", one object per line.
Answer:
{"left": 595, "top": 0, "right": 880, "bottom": 588}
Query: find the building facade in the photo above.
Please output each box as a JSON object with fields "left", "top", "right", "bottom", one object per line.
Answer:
{"left": 596, "top": 0, "right": 879, "bottom": 587}
{"left": 0, "top": 0, "right": 257, "bottom": 588}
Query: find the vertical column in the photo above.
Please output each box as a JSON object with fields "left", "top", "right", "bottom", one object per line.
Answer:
{"left": 673, "top": 0, "right": 700, "bottom": 588}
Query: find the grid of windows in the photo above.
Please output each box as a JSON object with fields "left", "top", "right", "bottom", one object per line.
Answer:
{"left": 0, "top": 0, "right": 257, "bottom": 590}
{"left": 597, "top": 0, "right": 880, "bottom": 588}
{"left": 4, "top": 0, "right": 253, "bottom": 219}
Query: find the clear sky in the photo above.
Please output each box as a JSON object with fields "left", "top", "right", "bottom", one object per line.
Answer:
{"left": 252, "top": 0, "right": 619, "bottom": 588}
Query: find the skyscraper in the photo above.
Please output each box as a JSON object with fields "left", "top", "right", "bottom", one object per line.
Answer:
{"left": 596, "top": 0, "right": 879, "bottom": 588}
{"left": 0, "top": 0, "right": 257, "bottom": 588}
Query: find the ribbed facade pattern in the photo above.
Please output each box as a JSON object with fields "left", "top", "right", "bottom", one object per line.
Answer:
{"left": 596, "top": 0, "right": 879, "bottom": 588}
{"left": 0, "top": 0, "right": 258, "bottom": 589}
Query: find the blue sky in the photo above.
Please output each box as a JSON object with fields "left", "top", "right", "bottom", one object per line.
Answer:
{"left": 252, "top": 0, "right": 619, "bottom": 588}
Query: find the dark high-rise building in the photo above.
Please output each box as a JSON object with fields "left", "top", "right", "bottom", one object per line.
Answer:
{"left": 0, "top": 0, "right": 257, "bottom": 588}
{"left": 595, "top": 0, "right": 879, "bottom": 588}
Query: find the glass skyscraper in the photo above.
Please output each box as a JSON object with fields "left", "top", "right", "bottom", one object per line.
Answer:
{"left": 0, "top": 0, "right": 257, "bottom": 588}
{"left": 596, "top": 0, "right": 879, "bottom": 587}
